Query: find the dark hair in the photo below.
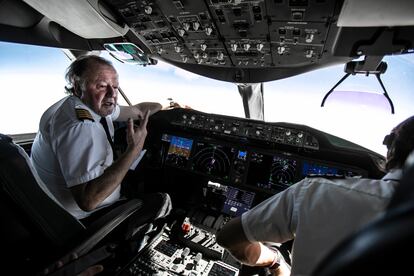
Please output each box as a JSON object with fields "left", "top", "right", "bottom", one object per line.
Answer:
{"left": 64, "top": 55, "right": 114, "bottom": 95}
{"left": 385, "top": 116, "right": 414, "bottom": 170}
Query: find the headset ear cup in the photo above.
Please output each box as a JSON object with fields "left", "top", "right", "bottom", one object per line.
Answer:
{"left": 383, "top": 133, "right": 395, "bottom": 150}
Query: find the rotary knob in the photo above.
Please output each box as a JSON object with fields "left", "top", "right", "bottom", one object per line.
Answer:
{"left": 277, "top": 46, "right": 286, "bottom": 55}
{"left": 205, "top": 27, "right": 213, "bottom": 36}
{"left": 193, "top": 22, "right": 200, "bottom": 31}
{"left": 178, "top": 29, "right": 185, "bottom": 37}
{"left": 144, "top": 6, "right": 152, "bottom": 14}
{"left": 231, "top": 43, "right": 238, "bottom": 52}
{"left": 183, "top": 22, "right": 190, "bottom": 31}
{"left": 305, "top": 33, "right": 314, "bottom": 43}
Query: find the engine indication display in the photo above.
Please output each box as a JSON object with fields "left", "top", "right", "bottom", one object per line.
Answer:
{"left": 191, "top": 142, "right": 232, "bottom": 179}
{"left": 247, "top": 152, "right": 298, "bottom": 192}
{"left": 165, "top": 136, "right": 194, "bottom": 168}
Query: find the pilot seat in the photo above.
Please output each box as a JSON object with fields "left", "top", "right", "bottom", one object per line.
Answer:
{"left": 0, "top": 133, "right": 171, "bottom": 275}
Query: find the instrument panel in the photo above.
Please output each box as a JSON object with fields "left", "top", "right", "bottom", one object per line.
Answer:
{"left": 141, "top": 108, "right": 383, "bottom": 220}
{"left": 160, "top": 132, "right": 367, "bottom": 197}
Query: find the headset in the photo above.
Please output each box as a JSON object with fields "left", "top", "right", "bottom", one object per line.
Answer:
{"left": 383, "top": 132, "right": 396, "bottom": 150}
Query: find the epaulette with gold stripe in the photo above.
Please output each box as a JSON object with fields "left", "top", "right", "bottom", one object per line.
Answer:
{"left": 75, "top": 108, "right": 94, "bottom": 122}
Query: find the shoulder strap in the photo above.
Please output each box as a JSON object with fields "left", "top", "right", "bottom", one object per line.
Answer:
{"left": 75, "top": 108, "right": 94, "bottom": 122}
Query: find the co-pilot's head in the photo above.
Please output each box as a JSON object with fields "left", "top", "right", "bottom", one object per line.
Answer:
{"left": 384, "top": 116, "right": 414, "bottom": 171}
{"left": 65, "top": 55, "right": 119, "bottom": 117}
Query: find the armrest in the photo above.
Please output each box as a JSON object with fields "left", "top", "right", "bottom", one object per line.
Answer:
{"left": 73, "top": 198, "right": 144, "bottom": 256}
{"left": 37, "top": 199, "right": 147, "bottom": 276}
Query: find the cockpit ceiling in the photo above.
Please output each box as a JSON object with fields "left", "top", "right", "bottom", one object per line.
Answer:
{"left": 1, "top": 0, "right": 414, "bottom": 83}
{"left": 102, "top": 0, "right": 352, "bottom": 82}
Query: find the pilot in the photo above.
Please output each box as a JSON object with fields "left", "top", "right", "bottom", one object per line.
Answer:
{"left": 217, "top": 116, "right": 414, "bottom": 276}
{"left": 31, "top": 54, "right": 171, "bottom": 223}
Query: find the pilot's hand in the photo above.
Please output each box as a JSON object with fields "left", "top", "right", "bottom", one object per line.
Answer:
{"left": 126, "top": 110, "right": 150, "bottom": 155}
{"left": 266, "top": 254, "right": 291, "bottom": 276}
{"left": 162, "top": 101, "right": 181, "bottom": 110}
{"left": 162, "top": 101, "right": 192, "bottom": 110}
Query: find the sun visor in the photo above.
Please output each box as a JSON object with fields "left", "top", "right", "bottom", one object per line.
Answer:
{"left": 22, "top": 0, "right": 128, "bottom": 38}
{"left": 338, "top": 0, "right": 414, "bottom": 27}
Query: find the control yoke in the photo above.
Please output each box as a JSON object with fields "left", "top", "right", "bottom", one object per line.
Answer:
{"left": 321, "top": 56, "right": 395, "bottom": 114}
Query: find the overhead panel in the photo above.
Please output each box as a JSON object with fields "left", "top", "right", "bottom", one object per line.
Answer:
{"left": 103, "top": 0, "right": 341, "bottom": 69}
{"left": 209, "top": 0, "right": 270, "bottom": 68}
{"left": 266, "top": 0, "right": 336, "bottom": 66}
{"left": 163, "top": 1, "right": 227, "bottom": 67}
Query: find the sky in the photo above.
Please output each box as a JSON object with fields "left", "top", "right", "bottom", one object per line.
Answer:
{"left": 1, "top": 41, "right": 414, "bottom": 156}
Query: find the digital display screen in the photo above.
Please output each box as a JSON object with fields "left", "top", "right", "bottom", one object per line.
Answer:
{"left": 191, "top": 142, "right": 233, "bottom": 179}
{"left": 221, "top": 186, "right": 255, "bottom": 217}
{"left": 302, "top": 162, "right": 338, "bottom": 176}
{"left": 302, "top": 161, "right": 361, "bottom": 178}
{"left": 237, "top": 150, "right": 247, "bottom": 160}
{"left": 247, "top": 152, "right": 298, "bottom": 191}
{"left": 165, "top": 136, "right": 193, "bottom": 167}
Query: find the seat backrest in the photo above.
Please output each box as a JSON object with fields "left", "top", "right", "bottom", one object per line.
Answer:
{"left": 312, "top": 151, "right": 414, "bottom": 276}
{"left": 0, "top": 134, "right": 85, "bottom": 273}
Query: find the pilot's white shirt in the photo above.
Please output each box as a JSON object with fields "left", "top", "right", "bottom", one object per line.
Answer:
{"left": 31, "top": 95, "right": 121, "bottom": 219}
{"left": 241, "top": 170, "right": 401, "bottom": 276}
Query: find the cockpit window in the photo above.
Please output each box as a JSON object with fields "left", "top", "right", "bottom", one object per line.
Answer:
{"left": 264, "top": 53, "right": 414, "bottom": 156}
{"left": 1, "top": 40, "right": 413, "bottom": 157}
{"left": 103, "top": 52, "right": 245, "bottom": 118}
{"left": 0, "top": 41, "right": 70, "bottom": 135}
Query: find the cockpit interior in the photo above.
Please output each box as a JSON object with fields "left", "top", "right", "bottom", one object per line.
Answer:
{"left": 1, "top": 0, "right": 414, "bottom": 275}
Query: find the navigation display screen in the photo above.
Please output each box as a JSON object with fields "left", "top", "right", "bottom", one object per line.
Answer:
{"left": 190, "top": 142, "right": 233, "bottom": 179}
{"left": 247, "top": 152, "right": 298, "bottom": 191}
{"left": 165, "top": 135, "right": 193, "bottom": 167}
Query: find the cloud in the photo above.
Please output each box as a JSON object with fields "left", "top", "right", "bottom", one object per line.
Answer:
{"left": 173, "top": 67, "right": 200, "bottom": 80}
{"left": 397, "top": 53, "right": 414, "bottom": 65}
{"left": 149, "top": 60, "right": 200, "bottom": 80}
{"left": 151, "top": 60, "right": 173, "bottom": 72}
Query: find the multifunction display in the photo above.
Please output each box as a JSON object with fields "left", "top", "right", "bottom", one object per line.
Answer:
{"left": 191, "top": 142, "right": 233, "bottom": 180}
{"left": 247, "top": 152, "right": 298, "bottom": 191}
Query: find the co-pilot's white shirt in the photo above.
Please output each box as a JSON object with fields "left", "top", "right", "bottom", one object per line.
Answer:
{"left": 31, "top": 95, "right": 121, "bottom": 219}
{"left": 241, "top": 170, "right": 401, "bottom": 276}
